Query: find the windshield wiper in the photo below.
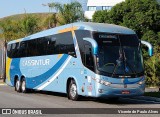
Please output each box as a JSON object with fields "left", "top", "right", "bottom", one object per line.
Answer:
{"left": 122, "top": 48, "right": 138, "bottom": 76}
{"left": 111, "top": 59, "right": 123, "bottom": 77}
{"left": 111, "top": 49, "right": 125, "bottom": 77}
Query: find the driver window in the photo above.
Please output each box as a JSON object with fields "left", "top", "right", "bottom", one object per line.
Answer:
{"left": 84, "top": 44, "right": 94, "bottom": 71}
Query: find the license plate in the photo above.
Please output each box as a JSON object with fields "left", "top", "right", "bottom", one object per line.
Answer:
{"left": 122, "top": 90, "right": 130, "bottom": 94}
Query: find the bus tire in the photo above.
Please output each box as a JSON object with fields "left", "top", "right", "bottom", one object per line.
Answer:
{"left": 68, "top": 80, "right": 79, "bottom": 101}
{"left": 15, "top": 79, "right": 21, "bottom": 92}
{"left": 21, "top": 78, "right": 28, "bottom": 93}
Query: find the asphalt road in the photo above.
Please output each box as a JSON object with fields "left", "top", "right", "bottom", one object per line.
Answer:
{"left": 0, "top": 85, "right": 160, "bottom": 117}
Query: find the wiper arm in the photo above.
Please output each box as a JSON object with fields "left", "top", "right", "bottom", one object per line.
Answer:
{"left": 123, "top": 50, "right": 137, "bottom": 75}
{"left": 111, "top": 59, "right": 124, "bottom": 77}
{"left": 112, "top": 41, "right": 125, "bottom": 77}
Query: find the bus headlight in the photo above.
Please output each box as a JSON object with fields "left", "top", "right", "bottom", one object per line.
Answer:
{"left": 100, "top": 80, "right": 105, "bottom": 84}
{"left": 94, "top": 78, "right": 111, "bottom": 86}
{"left": 104, "top": 81, "right": 111, "bottom": 86}
{"left": 138, "top": 81, "right": 145, "bottom": 85}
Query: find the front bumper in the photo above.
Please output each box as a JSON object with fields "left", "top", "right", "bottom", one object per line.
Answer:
{"left": 95, "top": 83, "right": 145, "bottom": 98}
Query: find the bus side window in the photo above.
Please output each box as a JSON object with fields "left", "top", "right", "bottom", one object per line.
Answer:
{"left": 27, "top": 39, "right": 37, "bottom": 56}
{"left": 9, "top": 43, "right": 19, "bottom": 58}
{"left": 84, "top": 44, "right": 94, "bottom": 71}
{"left": 37, "top": 38, "right": 48, "bottom": 56}
{"left": 14, "top": 43, "right": 20, "bottom": 58}
{"left": 47, "top": 36, "right": 56, "bottom": 55}
{"left": 7, "top": 44, "right": 12, "bottom": 58}
{"left": 55, "top": 32, "right": 76, "bottom": 57}
{"left": 19, "top": 42, "right": 27, "bottom": 57}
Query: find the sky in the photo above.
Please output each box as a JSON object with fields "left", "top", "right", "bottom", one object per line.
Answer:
{"left": 0, "top": 0, "right": 87, "bottom": 18}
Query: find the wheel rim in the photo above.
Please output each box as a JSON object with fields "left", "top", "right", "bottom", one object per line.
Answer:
{"left": 70, "top": 84, "right": 77, "bottom": 98}
{"left": 21, "top": 80, "right": 25, "bottom": 91}
{"left": 16, "top": 80, "right": 20, "bottom": 90}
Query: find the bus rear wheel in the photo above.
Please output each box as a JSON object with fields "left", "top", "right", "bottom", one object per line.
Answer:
{"left": 15, "top": 79, "right": 21, "bottom": 92}
{"left": 68, "top": 80, "right": 79, "bottom": 101}
{"left": 21, "top": 78, "right": 28, "bottom": 93}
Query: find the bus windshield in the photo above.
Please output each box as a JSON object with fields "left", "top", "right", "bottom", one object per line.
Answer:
{"left": 93, "top": 33, "right": 144, "bottom": 77}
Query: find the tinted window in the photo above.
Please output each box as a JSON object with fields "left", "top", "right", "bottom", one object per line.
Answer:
{"left": 84, "top": 41, "right": 94, "bottom": 71}
{"left": 75, "top": 30, "right": 92, "bottom": 64}
{"left": 7, "top": 44, "right": 12, "bottom": 58}
{"left": 7, "top": 43, "right": 20, "bottom": 58}
{"left": 18, "top": 41, "right": 27, "bottom": 57}
{"left": 93, "top": 32, "right": 139, "bottom": 46}
{"left": 7, "top": 31, "right": 76, "bottom": 58}
{"left": 46, "top": 36, "right": 56, "bottom": 55}
{"left": 36, "top": 37, "right": 49, "bottom": 56}
{"left": 56, "top": 32, "right": 76, "bottom": 57}
{"left": 27, "top": 39, "right": 37, "bottom": 56}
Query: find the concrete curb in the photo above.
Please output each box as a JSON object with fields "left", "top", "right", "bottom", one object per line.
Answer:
{"left": 0, "top": 83, "right": 6, "bottom": 86}
{"left": 0, "top": 79, "right": 6, "bottom": 86}
{"left": 145, "top": 87, "right": 159, "bottom": 92}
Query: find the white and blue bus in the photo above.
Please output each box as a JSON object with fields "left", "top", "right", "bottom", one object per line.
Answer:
{"left": 6, "top": 22, "right": 153, "bottom": 100}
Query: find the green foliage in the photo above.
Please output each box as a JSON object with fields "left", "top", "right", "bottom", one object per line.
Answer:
{"left": 142, "top": 30, "right": 158, "bottom": 46}
{"left": 0, "top": 14, "right": 48, "bottom": 41}
{"left": 92, "top": 10, "right": 109, "bottom": 23}
{"left": 43, "top": 13, "right": 58, "bottom": 28}
{"left": 21, "top": 15, "right": 40, "bottom": 36}
{"left": 145, "top": 55, "right": 160, "bottom": 86}
{"left": 107, "top": 1, "right": 126, "bottom": 24}
{"left": 93, "top": 0, "right": 160, "bottom": 37}
{"left": 0, "top": 19, "right": 24, "bottom": 41}
{"left": 48, "top": 1, "right": 84, "bottom": 25}
{"left": 93, "top": 0, "right": 160, "bottom": 86}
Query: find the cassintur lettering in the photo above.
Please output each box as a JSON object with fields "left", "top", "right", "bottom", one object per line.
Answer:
{"left": 22, "top": 59, "right": 50, "bottom": 66}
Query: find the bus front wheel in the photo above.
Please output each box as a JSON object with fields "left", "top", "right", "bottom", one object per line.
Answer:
{"left": 68, "top": 80, "right": 79, "bottom": 101}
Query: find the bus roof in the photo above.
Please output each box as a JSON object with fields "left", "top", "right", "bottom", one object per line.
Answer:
{"left": 8, "top": 22, "right": 136, "bottom": 44}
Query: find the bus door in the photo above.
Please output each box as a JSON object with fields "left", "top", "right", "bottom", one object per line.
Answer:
{"left": 83, "top": 41, "right": 96, "bottom": 96}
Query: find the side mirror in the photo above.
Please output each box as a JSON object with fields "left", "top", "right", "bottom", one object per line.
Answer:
{"left": 83, "top": 38, "right": 98, "bottom": 55}
{"left": 141, "top": 40, "right": 153, "bottom": 56}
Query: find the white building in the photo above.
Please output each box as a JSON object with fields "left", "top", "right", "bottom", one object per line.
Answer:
{"left": 84, "top": 0, "right": 125, "bottom": 20}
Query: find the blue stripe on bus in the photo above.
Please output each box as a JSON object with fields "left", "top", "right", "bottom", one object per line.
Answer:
{"left": 10, "top": 54, "right": 69, "bottom": 88}
{"left": 10, "top": 58, "right": 22, "bottom": 86}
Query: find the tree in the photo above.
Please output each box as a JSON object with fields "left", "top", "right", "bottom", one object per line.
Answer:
{"left": 0, "top": 19, "right": 23, "bottom": 41}
{"left": 48, "top": 1, "right": 84, "bottom": 25}
{"left": 145, "top": 55, "right": 160, "bottom": 86}
{"left": 43, "top": 13, "right": 58, "bottom": 29}
{"left": 0, "top": 14, "right": 40, "bottom": 41}
{"left": 92, "top": 10, "right": 109, "bottom": 23}
{"left": 21, "top": 15, "right": 40, "bottom": 36}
